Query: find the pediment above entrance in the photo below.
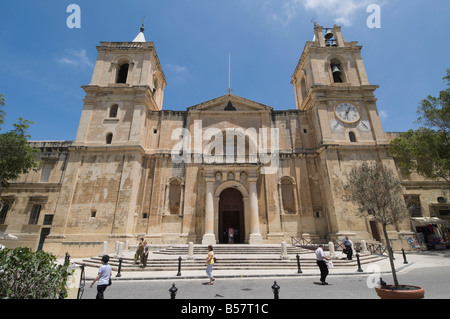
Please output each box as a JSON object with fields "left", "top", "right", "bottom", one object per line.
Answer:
{"left": 187, "top": 94, "right": 273, "bottom": 112}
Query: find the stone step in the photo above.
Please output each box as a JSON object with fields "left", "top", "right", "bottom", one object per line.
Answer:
{"left": 152, "top": 245, "right": 306, "bottom": 255}
{"left": 79, "top": 253, "right": 384, "bottom": 272}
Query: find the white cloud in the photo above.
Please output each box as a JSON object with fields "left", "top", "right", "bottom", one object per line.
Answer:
{"left": 167, "top": 64, "right": 187, "bottom": 73}
{"left": 57, "top": 49, "right": 93, "bottom": 68}
{"left": 269, "top": 0, "right": 381, "bottom": 27}
{"left": 379, "top": 110, "right": 388, "bottom": 119}
{"left": 302, "top": 0, "right": 375, "bottom": 26}
{"left": 266, "top": 0, "right": 302, "bottom": 26}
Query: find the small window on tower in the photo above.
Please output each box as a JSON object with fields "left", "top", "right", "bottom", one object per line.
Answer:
{"left": 109, "top": 104, "right": 118, "bottom": 118}
{"left": 106, "top": 133, "right": 113, "bottom": 144}
{"left": 117, "top": 63, "right": 129, "bottom": 84}
{"left": 349, "top": 131, "right": 357, "bottom": 143}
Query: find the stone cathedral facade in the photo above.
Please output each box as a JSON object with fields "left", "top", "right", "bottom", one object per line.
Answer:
{"left": 1, "top": 25, "right": 448, "bottom": 257}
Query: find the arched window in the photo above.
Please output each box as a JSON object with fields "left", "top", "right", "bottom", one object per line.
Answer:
{"left": 349, "top": 131, "right": 357, "bottom": 143}
{"left": 168, "top": 179, "right": 181, "bottom": 215}
{"left": 109, "top": 104, "right": 118, "bottom": 118}
{"left": 116, "top": 63, "right": 129, "bottom": 83}
{"left": 281, "top": 177, "right": 296, "bottom": 214}
{"left": 106, "top": 133, "right": 113, "bottom": 144}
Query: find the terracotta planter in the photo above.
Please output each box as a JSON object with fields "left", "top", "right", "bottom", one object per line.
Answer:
{"left": 375, "top": 285, "right": 424, "bottom": 299}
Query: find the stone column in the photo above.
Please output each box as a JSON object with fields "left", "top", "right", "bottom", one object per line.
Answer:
{"left": 248, "top": 176, "right": 264, "bottom": 245}
{"left": 202, "top": 173, "right": 216, "bottom": 245}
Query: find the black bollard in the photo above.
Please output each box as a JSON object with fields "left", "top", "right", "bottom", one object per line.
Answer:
{"left": 77, "top": 264, "right": 85, "bottom": 300}
{"left": 401, "top": 248, "right": 408, "bottom": 264}
{"left": 177, "top": 256, "right": 182, "bottom": 276}
{"left": 116, "top": 257, "right": 123, "bottom": 277}
{"left": 271, "top": 281, "right": 280, "bottom": 299}
{"left": 169, "top": 283, "right": 178, "bottom": 299}
{"left": 296, "top": 254, "right": 303, "bottom": 274}
{"left": 356, "top": 253, "right": 363, "bottom": 272}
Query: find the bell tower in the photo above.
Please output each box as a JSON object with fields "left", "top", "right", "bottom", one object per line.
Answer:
{"left": 47, "top": 24, "right": 168, "bottom": 252}
{"left": 75, "top": 24, "right": 166, "bottom": 146}
{"left": 291, "top": 24, "right": 392, "bottom": 243}
{"left": 291, "top": 24, "right": 387, "bottom": 146}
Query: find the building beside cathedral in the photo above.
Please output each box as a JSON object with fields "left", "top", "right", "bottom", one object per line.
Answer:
{"left": 1, "top": 25, "right": 449, "bottom": 257}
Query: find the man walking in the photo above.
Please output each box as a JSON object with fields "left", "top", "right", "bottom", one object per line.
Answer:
{"left": 315, "top": 244, "right": 330, "bottom": 285}
{"left": 90, "top": 255, "right": 112, "bottom": 299}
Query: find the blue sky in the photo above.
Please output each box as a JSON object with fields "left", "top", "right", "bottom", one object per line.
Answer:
{"left": 0, "top": 0, "right": 449, "bottom": 141}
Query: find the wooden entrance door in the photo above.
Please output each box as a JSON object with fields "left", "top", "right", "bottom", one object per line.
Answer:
{"left": 370, "top": 220, "right": 381, "bottom": 242}
{"left": 219, "top": 188, "right": 244, "bottom": 244}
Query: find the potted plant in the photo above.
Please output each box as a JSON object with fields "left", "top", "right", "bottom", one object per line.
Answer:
{"left": 346, "top": 162, "right": 424, "bottom": 299}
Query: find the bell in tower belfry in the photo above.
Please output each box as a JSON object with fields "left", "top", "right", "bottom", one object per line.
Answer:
{"left": 324, "top": 28, "right": 334, "bottom": 40}
{"left": 331, "top": 65, "right": 341, "bottom": 74}
{"left": 331, "top": 64, "right": 343, "bottom": 83}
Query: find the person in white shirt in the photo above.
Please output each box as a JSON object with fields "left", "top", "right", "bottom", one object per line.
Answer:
{"left": 90, "top": 254, "right": 112, "bottom": 299}
{"left": 315, "top": 244, "right": 330, "bottom": 285}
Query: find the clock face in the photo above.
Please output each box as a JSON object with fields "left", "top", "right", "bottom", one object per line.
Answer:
{"left": 358, "top": 119, "right": 371, "bottom": 131}
{"left": 330, "top": 119, "right": 344, "bottom": 132}
{"left": 335, "top": 102, "right": 360, "bottom": 123}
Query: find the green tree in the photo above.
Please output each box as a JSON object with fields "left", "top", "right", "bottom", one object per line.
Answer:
{"left": 389, "top": 69, "right": 450, "bottom": 182}
{"left": 346, "top": 162, "right": 409, "bottom": 289}
{"left": 0, "top": 247, "right": 71, "bottom": 299}
{"left": 0, "top": 94, "right": 39, "bottom": 208}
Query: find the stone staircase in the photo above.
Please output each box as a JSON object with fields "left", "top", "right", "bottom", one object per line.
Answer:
{"left": 78, "top": 244, "right": 386, "bottom": 272}
{"left": 152, "top": 244, "right": 307, "bottom": 256}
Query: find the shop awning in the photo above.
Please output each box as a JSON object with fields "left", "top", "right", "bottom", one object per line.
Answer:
{"left": 411, "top": 217, "right": 449, "bottom": 226}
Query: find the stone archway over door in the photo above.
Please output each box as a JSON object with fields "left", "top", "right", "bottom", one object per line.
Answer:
{"left": 219, "top": 188, "right": 244, "bottom": 244}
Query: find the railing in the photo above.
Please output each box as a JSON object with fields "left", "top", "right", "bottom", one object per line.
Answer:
{"left": 366, "top": 243, "right": 388, "bottom": 255}
{"left": 291, "top": 237, "right": 316, "bottom": 247}
{"left": 291, "top": 237, "right": 388, "bottom": 256}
